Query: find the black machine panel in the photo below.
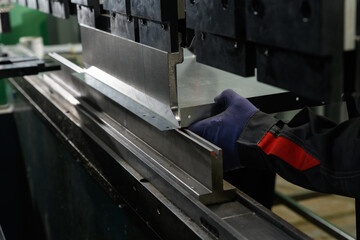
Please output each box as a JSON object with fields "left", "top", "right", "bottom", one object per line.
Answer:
{"left": 194, "top": 31, "right": 255, "bottom": 77}
{"left": 110, "top": 13, "right": 138, "bottom": 41}
{"left": 245, "top": 0, "right": 344, "bottom": 56}
{"left": 138, "top": 19, "right": 178, "bottom": 52}
{"left": 186, "top": 0, "right": 255, "bottom": 77}
{"left": 244, "top": 0, "right": 345, "bottom": 102}
{"left": 130, "top": 0, "right": 178, "bottom": 22}
{"left": 185, "top": 0, "right": 356, "bottom": 102}
{"left": 186, "top": 0, "right": 245, "bottom": 39}
{"left": 103, "top": 0, "right": 129, "bottom": 15}
{"left": 256, "top": 46, "right": 343, "bottom": 102}
{"left": 71, "top": 0, "right": 97, "bottom": 7}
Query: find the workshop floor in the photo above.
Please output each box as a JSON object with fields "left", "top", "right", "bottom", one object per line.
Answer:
{"left": 273, "top": 176, "right": 356, "bottom": 239}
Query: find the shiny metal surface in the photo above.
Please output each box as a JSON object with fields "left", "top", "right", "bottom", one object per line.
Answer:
{"left": 178, "top": 103, "right": 218, "bottom": 130}
{"left": 80, "top": 25, "right": 183, "bottom": 111}
{"left": 10, "top": 45, "right": 287, "bottom": 132}
{"left": 47, "top": 53, "right": 234, "bottom": 203}
{"left": 73, "top": 70, "right": 179, "bottom": 130}
{"left": 177, "top": 50, "right": 285, "bottom": 108}
{"left": 80, "top": 26, "right": 285, "bottom": 129}
{"left": 50, "top": 51, "right": 178, "bottom": 130}
{"left": 176, "top": 50, "right": 285, "bottom": 126}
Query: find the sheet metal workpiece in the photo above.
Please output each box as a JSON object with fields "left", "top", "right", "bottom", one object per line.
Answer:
{"left": 8, "top": 59, "right": 310, "bottom": 239}
{"left": 80, "top": 25, "right": 182, "bottom": 129}
{"left": 75, "top": 25, "right": 313, "bottom": 130}
{"left": 49, "top": 52, "right": 233, "bottom": 204}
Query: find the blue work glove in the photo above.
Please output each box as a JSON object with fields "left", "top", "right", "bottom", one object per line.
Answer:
{"left": 189, "top": 89, "right": 258, "bottom": 171}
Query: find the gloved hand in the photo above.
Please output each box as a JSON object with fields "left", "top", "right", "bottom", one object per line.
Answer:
{"left": 189, "top": 89, "right": 258, "bottom": 171}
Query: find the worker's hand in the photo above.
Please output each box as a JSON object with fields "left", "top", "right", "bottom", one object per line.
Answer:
{"left": 189, "top": 89, "right": 258, "bottom": 171}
